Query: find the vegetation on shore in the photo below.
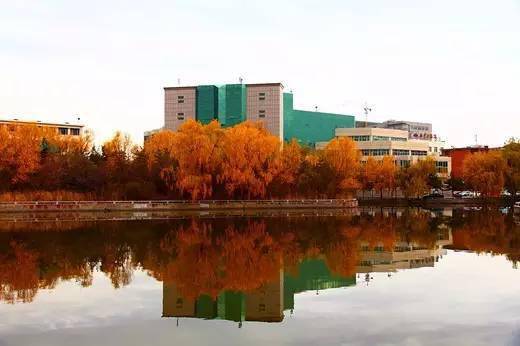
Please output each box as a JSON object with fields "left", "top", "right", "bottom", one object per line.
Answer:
{"left": 0, "top": 120, "right": 518, "bottom": 200}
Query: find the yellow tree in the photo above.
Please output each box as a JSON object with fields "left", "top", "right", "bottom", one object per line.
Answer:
{"left": 218, "top": 122, "right": 280, "bottom": 199}
{"left": 398, "top": 158, "right": 436, "bottom": 198}
{"left": 0, "top": 125, "right": 43, "bottom": 186}
{"left": 502, "top": 138, "right": 520, "bottom": 196}
{"left": 374, "top": 156, "right": 397, "bottom": 198}
{"left": 171, "top": 120, "right": 223, "bottom": 200}
{"left": 322, "top": 137, "right": 361, "bottom": 197}
{"left": 463, "top": 151, "right": 507, "bottom": 197}
{"left": 269, "top": 139, "right": 303, "bottom": 197}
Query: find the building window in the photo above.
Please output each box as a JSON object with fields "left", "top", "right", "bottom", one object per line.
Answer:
{"left": 436, "top": 161, "right": 448, "bottom": 173}
{"left": 370, "top": 149, "right": 390, "bottom": 156}
{"left": 58, "top": 127, "right": 69, "bottom": 135}
{"left": 391, "top": 137, "right": 407, "bottom": 142}
{"left": 361, "top": 149, "right": 371, "bottom": 156}
{"left": 411, "top": 150, "right": 428, "bottom": 156}
{"left": 259, "top": 110, "right": 266, "bottom": 118}
{"left": 177, "top": 95, "right": 184, "bottom": 104}
{"left": 373, "top": 136, "right": 390, "bottom": 141}
{"left": 70, "top": 128, "right": 80, "bottom": 136}
{"left": 393, "top": 149, "right": 410, "bottom": 156}
{"left": 259, "top": 92, "right": 266, "bottom": 101}
{"left": 349, "top": 135, "right": 370, "bottom": 142}
{"left": 177, "top": 112, "right": 185, "bottom": 120}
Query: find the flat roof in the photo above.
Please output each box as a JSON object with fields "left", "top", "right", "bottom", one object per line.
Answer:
{"left": 0, "top": 119, "right": 84, "bottom": 128}
{"left": 164, "top": 86, "right": 197, "bottom": 90}
{"left": 164, "top": 82, "right": 284, "bottom": 90}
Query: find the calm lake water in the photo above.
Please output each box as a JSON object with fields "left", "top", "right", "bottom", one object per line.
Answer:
{"left": 0, "top": 208, "right": 519, "bottom": 346}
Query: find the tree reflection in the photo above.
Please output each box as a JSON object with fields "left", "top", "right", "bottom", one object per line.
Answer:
{"left": 0, "top": 209, "right": 517, "bottom": 306}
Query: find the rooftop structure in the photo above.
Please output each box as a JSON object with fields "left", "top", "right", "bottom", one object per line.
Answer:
{"left": 0, "top": 119, "right": 84, "bottom": 137}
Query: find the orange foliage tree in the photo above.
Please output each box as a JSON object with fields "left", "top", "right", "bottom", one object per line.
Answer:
{"left": 463, "top": 151, "right": 507, "bottom": 197}
{"left": 171, "top": 120, "right": 223, "bottom": 200}
{"left": 398, "top": 158, "right": 436, "bottom": 198}
{"left": 322, "top": 137, "right": 361, "bottom": 196}
{"left": 218, "top": 122, "right": 280, "bottom": 199}
{"left": 0, "top": 125, "right": 43, "bottom": 186}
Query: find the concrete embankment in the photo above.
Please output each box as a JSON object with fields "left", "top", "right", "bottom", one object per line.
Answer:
{"left": 0, "top": 199, "right": 358, "bottom": 213}
{"left": 359, "top": 197, "right": 516, "bottom": 208}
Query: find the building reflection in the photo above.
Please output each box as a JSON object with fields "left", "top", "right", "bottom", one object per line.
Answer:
{"left": 357, "top": 225, "right": 452, "bottom": 273}
{"left": 162, "top": 258, "right": 357, "bottom": 324}
{"left": 162, "top": 226, "right": 453, "bottom": 324}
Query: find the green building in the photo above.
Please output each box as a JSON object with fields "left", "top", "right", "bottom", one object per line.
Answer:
{"left": 163, "top": 82, "right": 355, "bottom": 146}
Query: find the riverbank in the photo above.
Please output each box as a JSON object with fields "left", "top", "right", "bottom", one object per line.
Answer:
{"left": 0, "top": 199, "right": 358, "bottom": 213}
{"left": 359, "top": 197, "right": 517, "bottom": 208}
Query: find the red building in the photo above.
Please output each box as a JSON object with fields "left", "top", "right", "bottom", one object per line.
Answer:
{"left": 441, "top": 146, "right": 491, "bottom": 179}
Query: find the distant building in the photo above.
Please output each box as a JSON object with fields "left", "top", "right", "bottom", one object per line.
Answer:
{"left": 317, "top": 127, "right": 451, "bottom": 178}
{"left": 0, "top": 119, "right": 84, "bottom": 137}
{"left": 157, "top": 82, "right": 355, "bottom": 146}
{"left": 441, "top": 146, "right": 495, "bottom": 179}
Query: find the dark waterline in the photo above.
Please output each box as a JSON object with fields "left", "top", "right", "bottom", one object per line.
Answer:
{"left": 1, "top": 208, "right": 519, "bottom": 346}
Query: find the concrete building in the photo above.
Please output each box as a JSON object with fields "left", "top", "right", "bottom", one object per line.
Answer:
{"left": 160, "top": 82, "right": 355, "bottom": 145}
{"left": 0, "top": 119, "right": 84, "bottom": 137}
{"left": 317, "top": 127, "right": 451, "bottom": 178}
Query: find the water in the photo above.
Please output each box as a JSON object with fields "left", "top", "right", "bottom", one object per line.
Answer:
{"left": 0, "top": 208, "right": 519, "bottom": 346}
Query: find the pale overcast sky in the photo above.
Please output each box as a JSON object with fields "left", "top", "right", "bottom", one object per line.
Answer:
{"left": 1, "top": 0, "right": 519, "bottom": 147}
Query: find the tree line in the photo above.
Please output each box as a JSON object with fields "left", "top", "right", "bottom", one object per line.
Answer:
{"left": 0, "top": 120, "right": 518, "bottom": 200}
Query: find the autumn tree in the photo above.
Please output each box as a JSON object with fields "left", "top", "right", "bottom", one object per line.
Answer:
{"left": 0, "top": 125, "right": 43, "bottom": 187}
{"left": 218, "top": 122, "right": 280, "bottom": 199}
{"left": 361, "top": 156, "right": 397, "bottom": 198}
{"left": 398, "top": 158, "right": 436, "bottom": 198}
{"left": 502, "top": 138, "right": 520, "bottom": 196}
{"left": 171, "top": 120, "right": 223, "bottom": 200}
{"left": 463, "top": 151, "right": 507, "bottom": 197}
{"left": 268, "top": 139, "right": 303, "bottom": 197}
{"left": 322, "top": 137, "right": 361, "bottom": 197}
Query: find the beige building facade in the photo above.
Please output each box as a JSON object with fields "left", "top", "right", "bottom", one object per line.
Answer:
{"left": 164, "top": 86, "right": 197, "bottom": 131}
{"left": 0, "top": 119, "right": 84, "bottom": 137}
{"left": 246, "top": 83, "right": 284, "bottom": 140}
{"left": 317, "top": 127, "right": 451, "bottom": 178}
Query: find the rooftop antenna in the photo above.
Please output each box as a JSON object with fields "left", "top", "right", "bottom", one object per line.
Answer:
{"left": 177, "top": 78, "right": 181, "bottom": 86}
{"left": 239, "top": 76, "right": 243, "bottom": 84}
{"left": 363, "top": 102, "right": 373, "bottom": 127}
{"left": 314, "top": 105, "right": 318, "bottom": 112}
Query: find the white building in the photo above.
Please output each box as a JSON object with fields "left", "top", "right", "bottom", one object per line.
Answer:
{"left": 317, "top": 127, "right": 451, "bottom": 178}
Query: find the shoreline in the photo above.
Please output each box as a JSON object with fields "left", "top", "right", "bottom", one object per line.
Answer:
{"left": 0, "top": 199, "right": 358, "bottom": 213}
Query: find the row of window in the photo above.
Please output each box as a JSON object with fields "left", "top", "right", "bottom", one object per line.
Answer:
{"left": 175, "top": 111, "right": 267, "bottom": 120}
{"left": 177, "top": 92, "right": 269, "bottom": 104}
{"left": 393, "top": 149, "right": 410, "bottom": 156}
{"left": 411, "top": 150, "right": 428, "bottom": 156}
{"left": 349, "top": 135, "right": 370, "bottom": 142}
{"left": 361, "top": 149, "right": 391, "bottom": 156}
{"left": 57, "top": 127, "right": 81, "bottom": 136}
{"left": 372, "top": 136, "right": 407, "bottom": 142}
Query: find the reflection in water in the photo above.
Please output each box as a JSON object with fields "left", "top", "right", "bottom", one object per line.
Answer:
{"left": 0, "top": 208, "right": 519, "bottom": 326}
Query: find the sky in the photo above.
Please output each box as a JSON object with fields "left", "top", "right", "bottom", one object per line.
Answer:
{"left": 1, "top": 0, "right": 519, "bottom": 147}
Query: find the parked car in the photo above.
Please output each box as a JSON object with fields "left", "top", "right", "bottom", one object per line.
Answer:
{"left": 501, "top": 190, "right": 512, "bottom": 197}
